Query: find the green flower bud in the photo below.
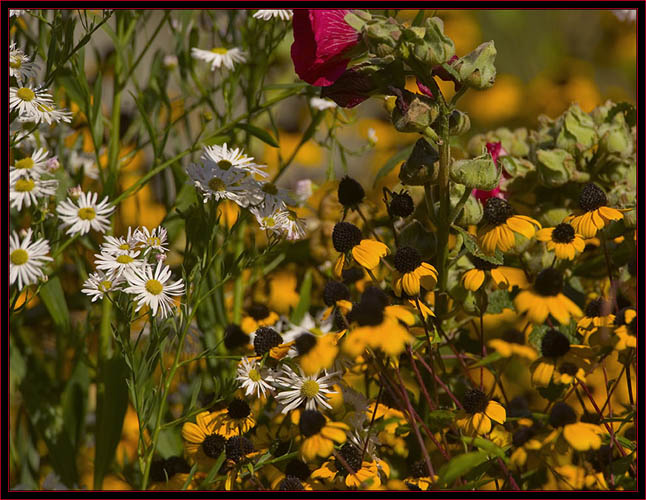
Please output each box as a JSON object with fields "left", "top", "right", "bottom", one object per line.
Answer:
{"left": 598, "top": 123, "right": 633, "bottom": 157}
{"left": 541, "top": 207, "right": 570, "bottom": 228}
{"left": 449, "top": 153, "right": 500, "bottom": 190}
{"left": 390, "top": 88, "right": 439, "bottom": 134}
{"left": 499, "top": 156, "right": 534, "bottom": 178}
{"left": 362, "top": 18, "right": 401, "bottom": 57}
{"left": 535, "top": 149, "right": 575, "bottom": 187}
{"left": 399, "top": 138, "right": 439, "bottom": 185}
{"left": 400, "top": 17, "right": 455, "bottom": 70}
{"left": 449, "top": 109, "right": 471, "bottom": 136}
{"left": 454, "top": 41, "right": 497, "bottom": 90}
{"left": 556, "top": 104, "right": 597, "bottom": 154}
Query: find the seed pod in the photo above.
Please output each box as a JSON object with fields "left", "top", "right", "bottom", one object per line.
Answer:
{"left": 453, "top": 41, "right": 497, "bottom": 90}
{"left": 399, "top": 138, "right": 439, "bottom": 186}
{"left": 449, "top": 153, "right": 500, "bottom": 190}
{"left": 449, "top": 109, "right": 471, "bottom": 136}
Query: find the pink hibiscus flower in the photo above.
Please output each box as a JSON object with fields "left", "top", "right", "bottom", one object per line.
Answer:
{"left": 291, "top": 9, "right": 361, "bottom": 87}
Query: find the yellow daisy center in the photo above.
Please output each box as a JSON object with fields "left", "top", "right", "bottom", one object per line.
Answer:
{"left": 262, "top": 216, "right": 276, "bottom": 227}
{"left": 99, "top": 280, "right": 112, "bottom": 292}
{"left": 116, "top": 255, "right": 134, "bottom": 264}
{"left": 301, "top": 380, "right": 320, "bottom": 398}
{"left": 16, "top": 87, "right": 35, "bottom": 101}
{"left": 208, "top": 177, "right": 226, "bottom": 192}
{"left": 148, "top": 236, "right": 161, "bottom": 246}
{"left": 14, "top": 178, "right": 35, "bottom": 192}
{"left": 145, "top": 279, "right": 163, "bottom": 295}
{"left": 211, "top": 47, "right": 228, "bottom": 54}
{"left": 217, "top": 159, "right": 233, "bottom": 170}
{"left": 10, "top": 57, "right": 23, "bottom": 69}
{"left": 77, "top": 207, "right": 96, "bottom": 220}
{"left": 15, "top": 157, "right": 34, "bottom": 170}
{"left": 11, "top": 248, "right": 29, "bottom": 265}
{"left": 118, "top": 243, "right": 130, "bottom": 250}
{"left": 248, "top": 369, "right": 261, "bottom": 382}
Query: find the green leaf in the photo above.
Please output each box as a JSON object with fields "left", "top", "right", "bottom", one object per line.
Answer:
{"left": 452, "top": 224, "right": 503, "bottom": 265}
{"left": 373, "top": 144, "right": 415, "bottom": 186}
{"left": 486, "top": 290, "right": 514, "bottom": 314}
{"left": 290, "top": 269, "right": 313, "bottom": 324}
{"left": 94, "top": 355, "right": 129, "bottom": 489}
{"left": 469, "top": 351, "right": 503, "bottom": 368}
{"left": 56, "top": 68, "right": 88, "bottom": 108}
{"left": 460, "top": 436, "right": 510, "bottom": 463}
{"left": 537, "top": 381, "right": 566, "bottom": 402}
{"left": 40, "top": 276, "right": 70, "bottom": 333}
{"left": 528, "top": 324, "right": 548, "bottom": 350}
{"left": 412, "top": 10, "right": 426, "bottom": 26}
{"left": 607, "top": 102, "right": 636, "bottom": 128}
{"left": 437, "top": 450, "right": 490, "bottom": 487}
{"left": 61, "top": 360, "right": 90, "bottom": 452}
{"left": 235, "top": 123, "right": 279, "bottom": 148}
{"left": 201, "top": 451, "right": 227, "bottom": 487}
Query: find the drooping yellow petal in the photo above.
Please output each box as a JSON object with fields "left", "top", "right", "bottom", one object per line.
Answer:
{"left": 563, "top": 423, "right": 603, "bottom": 451}
{"left": 471, "top": 412, "right": 492, "bottom": 435}
{"left": 531, "top": 360, "right": 555, "bottom": 387}
{"left": 182, "top": 421, "right": 206, "bottom": 444}
{"left": 485, "top": 401, "right": 506, "bottom": 424}
{"left": 402, "top": 271, "right": 420, "bottom": 296}
{"left": 463, "top": 269, "right": 485, "bottom": 291}
{"left": 334, "top": 254, "right": 345, "bottom": 279}
{"left": 535, "top": 228, "right": 554, "bottom": 242}
{"left": 489, "top": 268, "right": 510, "bottom": 289}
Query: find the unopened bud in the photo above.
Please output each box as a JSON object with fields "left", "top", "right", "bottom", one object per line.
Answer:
{"left": 454, "top": 41, "right": 497, "bottom": 90}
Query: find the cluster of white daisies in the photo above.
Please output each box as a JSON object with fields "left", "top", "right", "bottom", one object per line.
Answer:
{"left": 82, "top": 226, "right": 185, "bottom": 319}
{"left": 190, "top": 10, "right": 292, "bottom": 72}
{"left": 187, "top": 143, "right": 306, "bottom": 240}
{"left": 9, "top": 42, "right": 71, "bottom": 125}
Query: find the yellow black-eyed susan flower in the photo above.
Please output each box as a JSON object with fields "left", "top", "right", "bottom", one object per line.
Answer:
{"left": 149, "top": 456, "right": 196, "bottom": 490}
{"left": 311, "top": 442, "right": 385, "bottom": 489}
{"left": 487, "top": 328, "right": 538, "bottom": 361}
{"left": 403, "top": 460, "right": 437, "bottom": 490}
{"left": 509, "top": 425, "right": 543, "bottom": 469}
{"left": 535, "top": 222, "right": 586, "bottom": 260}
{"left": 529, "top": 329, "right": 592, "bottom": 387}
{"left": 514, "top": 268, "right": 583, "bottom": 324}
{"left": 565, "top": 183, "right": 625, "bottom": 238}
{"left": 577, "top": 297, "right": 615, "bottom": 343}
{"left": 321, "top": 280, "right": 353, "bottom": 321}
{"left": 241, "top": 302, "right": 280, "bottom": 334}
{"left": 342, "top": 287, "right": 414, "bottom": 358}
{"left": 252, "top": 326, "right": 293, "bottom": 360}
{"left": 223, "top": 323, "right": 250, "bottom": 351}
{"left": 332, "top": 222, "right": 389, "bottom": 278}
{"left": 461, "top": 254, "right": 529, "bottom": 292}
{"left": 455, "top": 388, "right": 506, "bottom": 436}
{"left": 181, "top": 411, "right": 227, "bottom": 471}
{"left": 365, "top": 402, "right": 409, "bottom": 456}
{"left": 296, "top": 409, "right": 349, "bottom": 462}
{"left": 478, "top": 197, "right": 541, "bottom": 254}
{"left": 613, "top": 307, "right": 636, "bottom": 351}
{"left": 294, "top": 332, "right": 341, "bottom": 375}
{"left": 543, "top": 402, "right": 605, "bottom": 452}
{"left": 210, "top": 398, "right": 256, "bottom": 438}
{"left": 391, "top": 246, "right": 438, "bottom": 297}
{"left": 269, "top": 458, "right": 314, "bottom": 490}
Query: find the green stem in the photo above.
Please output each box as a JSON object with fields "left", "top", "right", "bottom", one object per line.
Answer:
{"left": 449, "top": 187, "right": 472, "bottom": 225}
{"left": 232, "top": 222, "right": 246, "bottom": 324}
{"left": 435, "top": 110, "right": 451, "bottom": 318}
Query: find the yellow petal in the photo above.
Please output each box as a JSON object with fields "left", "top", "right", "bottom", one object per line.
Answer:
{"left": 535, "top": 228, "right": 553, "bottom": 242}
{"left": 402, "top": 272, "right": 420, "bottom": 296}
{"left": 485, "top": 401, "right": 506, "bottom": 424}
{"left": 334, "top": 254, "right": 345, "bottom": 279}
{"left": 463, "top": 269, "right": 485, "bottom": 291}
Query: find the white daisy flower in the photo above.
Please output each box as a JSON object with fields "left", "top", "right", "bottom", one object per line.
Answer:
{"left": 123, "top": 260, "right": 184, "bottom": 319}
{"left": 250, "top": 203, "right": 289, "bottom": 235}
{"left": 10, "top": 148, "right": 49, "bottom": 179}
{"left": 236, "top": 357, "right": 275, "bottom": 399}
{"left": 56, "top": 191, "right": 114, "bottom": 236}
{"left": 202, "top": 143, "right": 269, "bottom": 179}
{"left": 274, "top": 209, "right": 306, "bottom": 241}
{"left": 95, "top": 248, "right": 144, "bottom": 279}
{"left": 100, "top": 227, "right": 138, "bottom": 255}
{"left": 310, "top": 97, "right": 337, "bottom": 111}
{"left": 273, "top": 365, "right": 340, "bottom": 413}
{"left": 10, "top": 228, "right": 53, "bottom": 290}
{"left": 257, "top": 181, "right": 296, "bottom": 213}
{"left": 10, "top": 43, "right": 40, "bottom": 85}
{"left": 186, "top": 159, "right": 262, "bottom": 207}
{"left": 9, "top": 85, "right": 72, "bottom": 124}
{"left": 191, "top": 47, "right": 247, "bottom": 71}
{"left": 10, "top": 174, "right": 58, "bottom": 211}
{"left": 68, "top": 150, "right": 100, "bottom": 180}
{"left": 133, "top": 226, "right": 169, "bottom": 255}
{"left": 81, "top": 270, "right": 123, "bottom": 302}
{"left": 253, "top": 9, "right": 293, "bottom": 21}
